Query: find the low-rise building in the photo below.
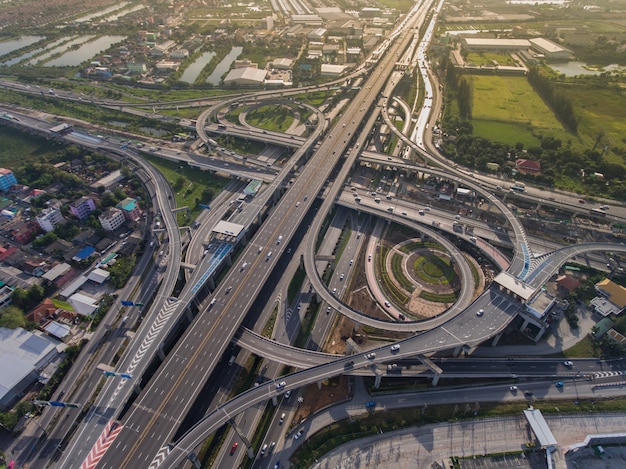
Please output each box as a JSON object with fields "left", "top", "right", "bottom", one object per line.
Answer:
{"left": 116, "top": 197, "right": 142, "bottom": 222}
{"left": 99, "top": 207, "right": 126, "bottom": 231}
{"left": 592, "top": 278, "right": 626, "bottom": 317}
{"left": 70, "top": 196, "right": 96, "bottom": 220}
{"left": 0, "top": 168, "right": 18, "bottom": 192}
{"left": 36, "top": 207, "right": 65, "bottom": 233}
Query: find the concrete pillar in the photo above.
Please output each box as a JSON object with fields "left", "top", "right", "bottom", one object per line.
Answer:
{"left": 520, "top": 319, "right": 530, "bottom": 332}
{"left": 226, "top": 253, "right": 232, "bottom": 266}
{"left": 134, "top": 382, "right": 143, "bottom": 395}
{"left": 207, "top": 276, "right": 215, "bottom": 290}
{"left": 431, "top": 373, "right": 440, "bottom": 387}
{"left": 535, "top": 327, "right": 546, "bottom": 342}
{"left": 453, "top": 345, "right": 463, "bottom": 357}
{"left": 185, "top": 306, "right": 194, "bottom": 323}
{"left": 272, "top": 395, "right": 278, "bottom": 406}
{"left": 186, "top": 452, "right": 201, "bottom": 469}
{"left": 491, "top": 332, "right": 503, "bottom": 347}
{"left": 317, "top": 381, "right": 322, "bottom": 390}
{"left": 158, "top": 342, "right": 166, "bottom": 361}
{"left": 374, "top": 373, "right": 382, "bottom": 389}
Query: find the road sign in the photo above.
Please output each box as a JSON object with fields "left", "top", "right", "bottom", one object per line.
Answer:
{"left": 103, "top": 370, "right": 133, "bottom": 380}
{"left": 121, "top": 300, "right": 134, "bottom": 306}
{"left": 134, "top": 303, "right": 144, "bottom": 307}
{"left": 199, "top": 203, "right": 211, "bottom": 210}
{"left": 33, "top": 400, "right": 81, "bottom": 408}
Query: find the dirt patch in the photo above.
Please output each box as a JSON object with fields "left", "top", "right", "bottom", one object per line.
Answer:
{"left": 289, "top": 376, "right": 351, "bottom": 430}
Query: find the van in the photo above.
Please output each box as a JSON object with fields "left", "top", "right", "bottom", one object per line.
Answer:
{"left": 418, "top": 210, "right": 424, "bottom": 215}
{"left": 228, "top": 355, "right": 236, "bottom": 366}
{"left": 266, "top": 252, "right": 272, "bottom": 260}
{"left": 374, "top": 198, "right": 381, "bottom": 203}
{"left": 355, "top": 197, "right": 361, "bottom": 202}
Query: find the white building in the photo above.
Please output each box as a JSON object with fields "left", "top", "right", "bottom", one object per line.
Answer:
{"left": 36, "top": 207, "right": 65, "bottom": 232}
{"left": 529, "top": 37, "right": 573, "bottom": 61}
{"left": 223, "top": 67, "right": 267, "bottom": 86}
{"left": 99, "top": 207, "right": 126, "bottom": 232}
{"left": 0, "top": 327, "right": 61, "bottom": 410}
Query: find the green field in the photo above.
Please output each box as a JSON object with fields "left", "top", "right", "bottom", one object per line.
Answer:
{"left": 469, "top": 75, "right": 571, "bottom": 147}
{"left": 143, "top": 155, "right": 229, "bottom": 224}
{"left": 0, "top": 126, "right": 58, "bottom": 168}
{"left": 466, "top": 52, "right": 517, "bottom": 67}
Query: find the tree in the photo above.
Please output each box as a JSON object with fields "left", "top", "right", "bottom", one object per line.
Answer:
{"left": 0, "top": 305, "right": 26, "bottom": 329}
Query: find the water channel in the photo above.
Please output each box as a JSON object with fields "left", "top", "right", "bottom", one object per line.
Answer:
{"left": 206, "top": 46, "right": 243, "bottom": 85}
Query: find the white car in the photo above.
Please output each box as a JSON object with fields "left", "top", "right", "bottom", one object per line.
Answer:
{"left": 284, "top": 390, "right": 291, "bottom": 399}
{"left": 563, "top": 360, "right": 574, "bottom": 367}
{"left": 294, "top": 429, "right": 304, "bottom": 440}
{"left": 476, "top": 309, "right": 484, "bottom": 317}
{"left": 276, "top": 381, "right": 286, "bottom": 389}
{"left": 391, "top": 344, "right": 400, "bottom": 352}
{"left": 366, "top": 352, "right": 376, "bottom": 359}
{"left": 509, "top": 385, "right": 518, "bottom": 392}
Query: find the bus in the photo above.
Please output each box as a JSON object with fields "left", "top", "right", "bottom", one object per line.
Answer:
{"left": 510, "top": 186, "right": 525, "bottom": 193}
{"left": 590, "top": 208, "right": 607, "bottom": 217}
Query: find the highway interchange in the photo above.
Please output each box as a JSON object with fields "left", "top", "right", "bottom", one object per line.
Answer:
{"left": 1, "top": 0, "right": 626, "bottom": 467}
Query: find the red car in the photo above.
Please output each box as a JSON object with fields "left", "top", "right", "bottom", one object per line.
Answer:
{"left": 230, "top": 442, "right": 238, "bottom": 455}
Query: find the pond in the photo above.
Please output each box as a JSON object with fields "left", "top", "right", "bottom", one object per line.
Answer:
{"left": 0, "top": 36, "right": 44, "bottom": 58}
{"left": 44, "top": 36, "right": 126, "bottom": 67}
{"left": 2, "top": 37, "right": 66, "bottom": 66}
{"left": 548, "top": 61, "right": 622, "bottom": 77}
{"left": 30, "top": 36, "right": 94, "bottom": 65}
{"left": 207, "top": 46, "right": 243, "bottom": 85}
{"left": 180, "top": 51, "right": 216, "bottom": 83}
{"left": 73, "top": 2, "right": 131, "bottom": 23}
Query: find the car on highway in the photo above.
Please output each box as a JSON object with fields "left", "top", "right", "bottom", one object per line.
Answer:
{"left": 366, "top": 352, "right": 376, "bottom": 359}
{"left": 230, "top": 442, "right": 238, "bottom": 455}
{"left": 332, "top": 288, "right": 337, "bottom": 295}
{"left": 226, "top": 286, "right": 232, "bottom": 294}
{"left": 284, "top": 390, "right": 291, "bottom": 399}
{"left": 555, "top": 381, "right": 564, "bottom": 388}
{"left": 273, "top": 462, "right": 281, "bottom": 469}
{"left": 509, "top": 385, "right": 518, "bottom": 393}
{"left": 269, "top": 441, "right": 275, "bottom": 453}
{"left": 260, "top": 444, "right": 268, "bottom": 456}
{"left": 294, "top": 429, "right": 304, "bottom": 440}
{"left": 476, "top": 309, "right": 484, "bottom": 317}
{"left": 279, "top": 413, "right": 286, "bottom": 424}
{"left": 524, "top": 391, "right": 533, "bottom": 397}
{"left": 327, "top": 306, "right": 331, "bottom": 314}
{"left": 564, "top": 360, "right": 574, "bottom": 367}
{"left": 340, "top": 273, "right": 345, "bottom": 280}
{"left": 391, "top": 344, "right": 400, "bottom": 352}
{"left": 276, "top": 381, "right": 286, "bottom": 389}
{"left": 578, "top": 199, "right": 585, "bottom": 204}
{"left": 384, "top": 301, "right": 391, "bottom": 308}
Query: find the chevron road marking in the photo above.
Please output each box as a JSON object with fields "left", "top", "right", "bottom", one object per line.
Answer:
{"left": 80, "top": 420, "right": 123, "bottom": 469}
{"left": 148, "top": 444, "right": 171, "bottom": 468}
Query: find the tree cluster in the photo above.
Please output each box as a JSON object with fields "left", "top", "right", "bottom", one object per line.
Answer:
{"left": 528, "top": 67, "right": 578, "bottom": 133}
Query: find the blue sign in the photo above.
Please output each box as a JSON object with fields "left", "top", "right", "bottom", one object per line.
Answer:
{"left": 121, "top": 300, "right": 134, "bottom": 306}
{"left": 120, "top": 373, "right": 133, "bottom": 380}
{"left": 48, "top": 401, "right": 65, "bottom": 407}
{"left": 199, "top": 204, "right": 211, "bottom": 210}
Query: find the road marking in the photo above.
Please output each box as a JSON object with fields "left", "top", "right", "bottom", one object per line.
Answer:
{"left": 80, "top": 420, "right": 123, "bottom": 469}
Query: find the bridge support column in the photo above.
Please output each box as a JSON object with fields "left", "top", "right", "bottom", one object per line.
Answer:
{"left": 185, "top": 306, "right": 194, "bottom": 323}
{"left": 491, "top": 332, "right": 503, "bottom": 347}
{"left": 207, "top": 276, "right": 215, "bottom": 290}
{"left": 452, "top": 345, "right": 463, "bottom": 357}
{"left": 317, "top": 381, "right": 322, "bottom": 390}
{"left": 226, "top": 253, "right": 232, "bottom": 266}
{"left": 374, "top": 373, "right": 382, "bottom": 389}
{"left": 520, "top": 319, "right": 530, "bottom": 333}
{"left": 534, "top": 327, "right": 547, "bottom": 342}
{"left": 158, "top": 342, "right": 166, "bottom": 361}
{"left": 186, "top": 452, "right": 202, "bottom": 469}
{"left": 431, "top": 373, "right": 441, "bottom": 387}
{"left": 272, "top": 395, "right": 278, "bottom": 406}
{"left": 134, "top": 382, "right": 143, "bottom": 395}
